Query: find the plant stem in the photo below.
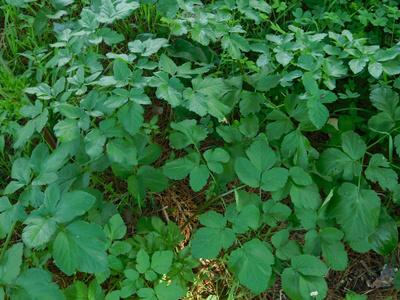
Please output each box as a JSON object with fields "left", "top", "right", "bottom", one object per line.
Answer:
{"left": 0, "top": 221, "right": 17, "bottom": 264}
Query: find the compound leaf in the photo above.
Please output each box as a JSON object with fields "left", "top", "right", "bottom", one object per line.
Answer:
{"left": 228, "top": 239, "right": 274, "bottom": 294}
{"left": 53, "top": 221, "right": 108, "bottom": 275}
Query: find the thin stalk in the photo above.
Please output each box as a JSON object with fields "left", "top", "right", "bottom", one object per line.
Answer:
{"left": 0, "top": 221, "right": 17, "bottom": 263}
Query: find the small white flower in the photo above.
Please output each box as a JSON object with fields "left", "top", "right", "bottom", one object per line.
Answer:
{"left": 310, "top": 291, "right": 318, "bottom": 296}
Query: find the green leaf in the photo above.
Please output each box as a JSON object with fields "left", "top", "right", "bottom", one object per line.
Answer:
{"left": 317, "top": 148, "right": 361, "bottom": 180}
{"left": 239, "top": 114, "right": 259, "bottom": 138}
{"left": 159, "top": 54, "right": 177, "bottom": 75}
{"left": 204, "top": 148, "right": 230, "bottom": 174}
{"left": 369, "top": 208, "right": 398, "bottom": 255}
{"left": 0, "top": 243, "right": 23, "bottom": 284}
{"left": 136, "top": 249, "right": 150, "bottom": 274}
{"left": 260, "top": 167, "right": 289, "bottom": 192}
{"left": 104, "top": 214, "right": 127, "bottom": 241}
{"left": 85, "top": 129, "right": 107, "bottom": 160}
{"left": 163, "top": 153, "right": 199, "bottom": 180}
{"left": 368, "top": 61, "right": 383, "bottom": 78}
{"left": 199, "top": 211, "right": 227, "bottom": 228}
{"left": 189, "top": 164, "right": 209, "bottom": 191}
{"left": 10, "top": 268, "right": 65, "bottom": 300}
{"left": 191, "top": 227, "right": 235, "bottom": 259}
{"left": 113, "top": 59, "right": 131, "bottom": 82}
{"left": 262, "top": 200, "right": 291, "bottom": 226}
{"left": 52, "top": 190, "right": 95, "bottom": 223}
{"left": 54, "top": 119, "right": 80, "bottom": 142}
{"left": 53, "top": 221, "right": 108, "bottom": 275}
{"left": 170, "top": 119, "right": 208, "bottom": 148}
{"left": 370, "top": 87, "right": 399, "bottom": 117}
{"left": 304, "top": 228, "right": 347, "bottom": 271}
{"left": 256, "top": 75, "right": 280, "bottom": 92}
{"left": 23, "top": 212, "right": 57, "bottom": 248}
{"left": 307, "top": 96, "right": 329, "bottom": 130}
{"left": 157, "top": 0, "right": 179, "bottom": 18}
{"left": 302, "top": 73, "right": 319, "bottom": 95}
{"left": 290, "top": 183, "right": 322, "bottom": 210}
{"left": 118, "top": 101, "right": 144, "bottom": 136}
{"left": 292, "top": 254, "right": 328, "bottom": 276}
{"left": 341, "top": 131, "right": 366, "bottom": 160}
{"left": 221, "top": 34, "right": 250, "bottom": 59}
{"left": 128, "top": 38, "right": 168, "bottom": 56}
{"left": 349, "top": 56, "right": 369, "bottom": 74}
{"left": 231, "top": 204, "right": 261, "bottom": 233}
{"left": 151, "top": 251, "right": 173, "bottom": 274}
{"left": 235, "top": 140, "right": 280, "bottom": 188}
{"left": 228, "top": 239, "right": 274, "bottom": 294}
{"left": 365, "top": 154, "right": 398, "bottom": 191}
{"left": 334, "top": 183, "right": 381, "bottom": 242}
{"left": 289, "top": 166, "right": 312, "bottom": 186}
{"left": 138, "top": 166, "right": 168, "bottom": 193}
{"left": 106, "top": 139, "right": 138, "bottom": 178}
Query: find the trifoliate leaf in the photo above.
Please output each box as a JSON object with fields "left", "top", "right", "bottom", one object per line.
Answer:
{"left": 228, "top": 239, "right": 274, "bottom": 294}
{"left": 334, "top": 183, "right": 380, "bottom": 242}
{"left": 53, "top": 221, "right": 108, "bottom": 275}
{"left": 365, "top": 154, "right": 398, "bottom": 191}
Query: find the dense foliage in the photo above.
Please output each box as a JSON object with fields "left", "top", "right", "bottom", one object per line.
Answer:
{"left": 1, "top": 0, "right": 400, "bottom": 299}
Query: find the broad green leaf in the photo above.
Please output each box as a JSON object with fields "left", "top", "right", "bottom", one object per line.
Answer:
{"left": 290, "top": 183, "right": 322, "bottom": 210}
{"left": 289, "top": 166, "right": 312, "bottom": 186}
{"left": 22, "top": 212, "right": 57, "bottom": 248}
{"left": 260, "top": 167, "right": 289, "bottom": 192}
{"left": 365, "top": 154, "right": 398, "bottom": 191}
{"left": 54, "top": 119, "right": 80, "bottom": 142}
{"left": 151, "top": 251, "right": 173, "bottom": 274}
{"left": 104, "top": 214, "right": 127, "bottom": 241}
{"left": 304, "top": 228, "right": 347, "bottom": 271}
{"left": 307, "top": 96, "right": 329, "bottom": 129}
{"left": 53, "top": 221, "right": 108, "bottom": 275}
{"left": 159, "top": 54, "right": 177, "bottom": 75}
{"left": 292, "top": 254, "right": 328, "bottom": 276}
{"left": 228, "top": 239, "right": 274, "bottom": 294}
{"left": 138, "top": 166, "right": 168, "bottom": 193}
{"left": 231, "top": 204, "right": 260, "bottom": 233}
{"left": 204, "top": 148, "right": 230, "bottom": 174}
{"left": 349, "top": 56, "right": 369, "bottom": 74}
{"left": 52, "top": 190, "right": 95, "bottom": 223}
{"left": 156, "top": 0, "right": 179, "bottom": 18}
{"left": 154, "top": 281, "right": 186, "bottom": 300}
{"left": 14, "top": 120, "right": 35, "bottom": 149}
{"left": 235, "top": 157, "right": 261, "bottom": 187}
{"left": 334, "top": 183, "right": 380, "bottom": 241}
{"left": 256, "top": 75, "right": 280, "bottom": 92}
{"left": 368, "top": 112, "right": 395, "bottom": 133}
{"left": 341, "top": 131, "right": 366, "bottom": 160}
{"left": 198, "top": 211, "right": 226, "bottom": 228}
{"left": 369, "top": 208, "right": 398, "bottom": 255}
{"left": 106, "top": 139, "right": 138, "bottom": 178}
{"left": 368, "top": 61, "right": 383, "bottom": 78}
{"left": 271, "top": 228, "right": 289, "bottom": 248}
{"left": 239, "top": 114, "right": 259, "bottom": 139}
{"left": 10, "top": 268, "right": 65, "bottom": 300}
{"left": 85, "top": 129, "right": 107, "bottom": 160}
{"left": 128, "top": 38, "right": 168, "bottom": 57}
{"left": 317, "top": 148, "right": 361, "bottom": 180}
{"left": 118, "top": 101, "right": 144, "bottom": 136}
{"left": 191, "top": 227, "right": 235, "bottom": 259}
{"left": 302, "top": 73, "right": 319, "bottom": 95}
{"left": 113, "top": 59, "right": 131, "bottom": 82}
{"left": 370, "top": 87, "right": 399, "bottom": 117}
{"left": 281, "top": 268, "right": 302, "bottom": 300}
{"left": 0, "top": 243, "right": 23, "bottom": 284}
{"left": 11, "top": 157, "right": 31, "bottom": 185}
{"left": 163, "top": 153, "right": 199, "bottom": 180}
{"left": 265, "top": 110, "right": 293, "bottom": 139}
{"left": 136, "top": 249, "right": 150, "bottom": 274}
{"left": 170, "top": 119, "right": 208, "bottom": 147}
{"left": 262, "top": 200, "right": 291, "bottom": 226}
{"left": 276, "top": 240, "right": 302, "bottom": 260}
{"left": 0, "top": 198, "right": 27, "bottom": 238}
{"left": 221, "top": 34, "right": 250, "bottom": 59}
{"left": 189, "top": 164, "right": 210, "bottom": 191}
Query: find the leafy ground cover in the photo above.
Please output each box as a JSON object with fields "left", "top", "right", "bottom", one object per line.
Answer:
{"left": 1, "top": 0, "right": 400, "bottom": 299}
